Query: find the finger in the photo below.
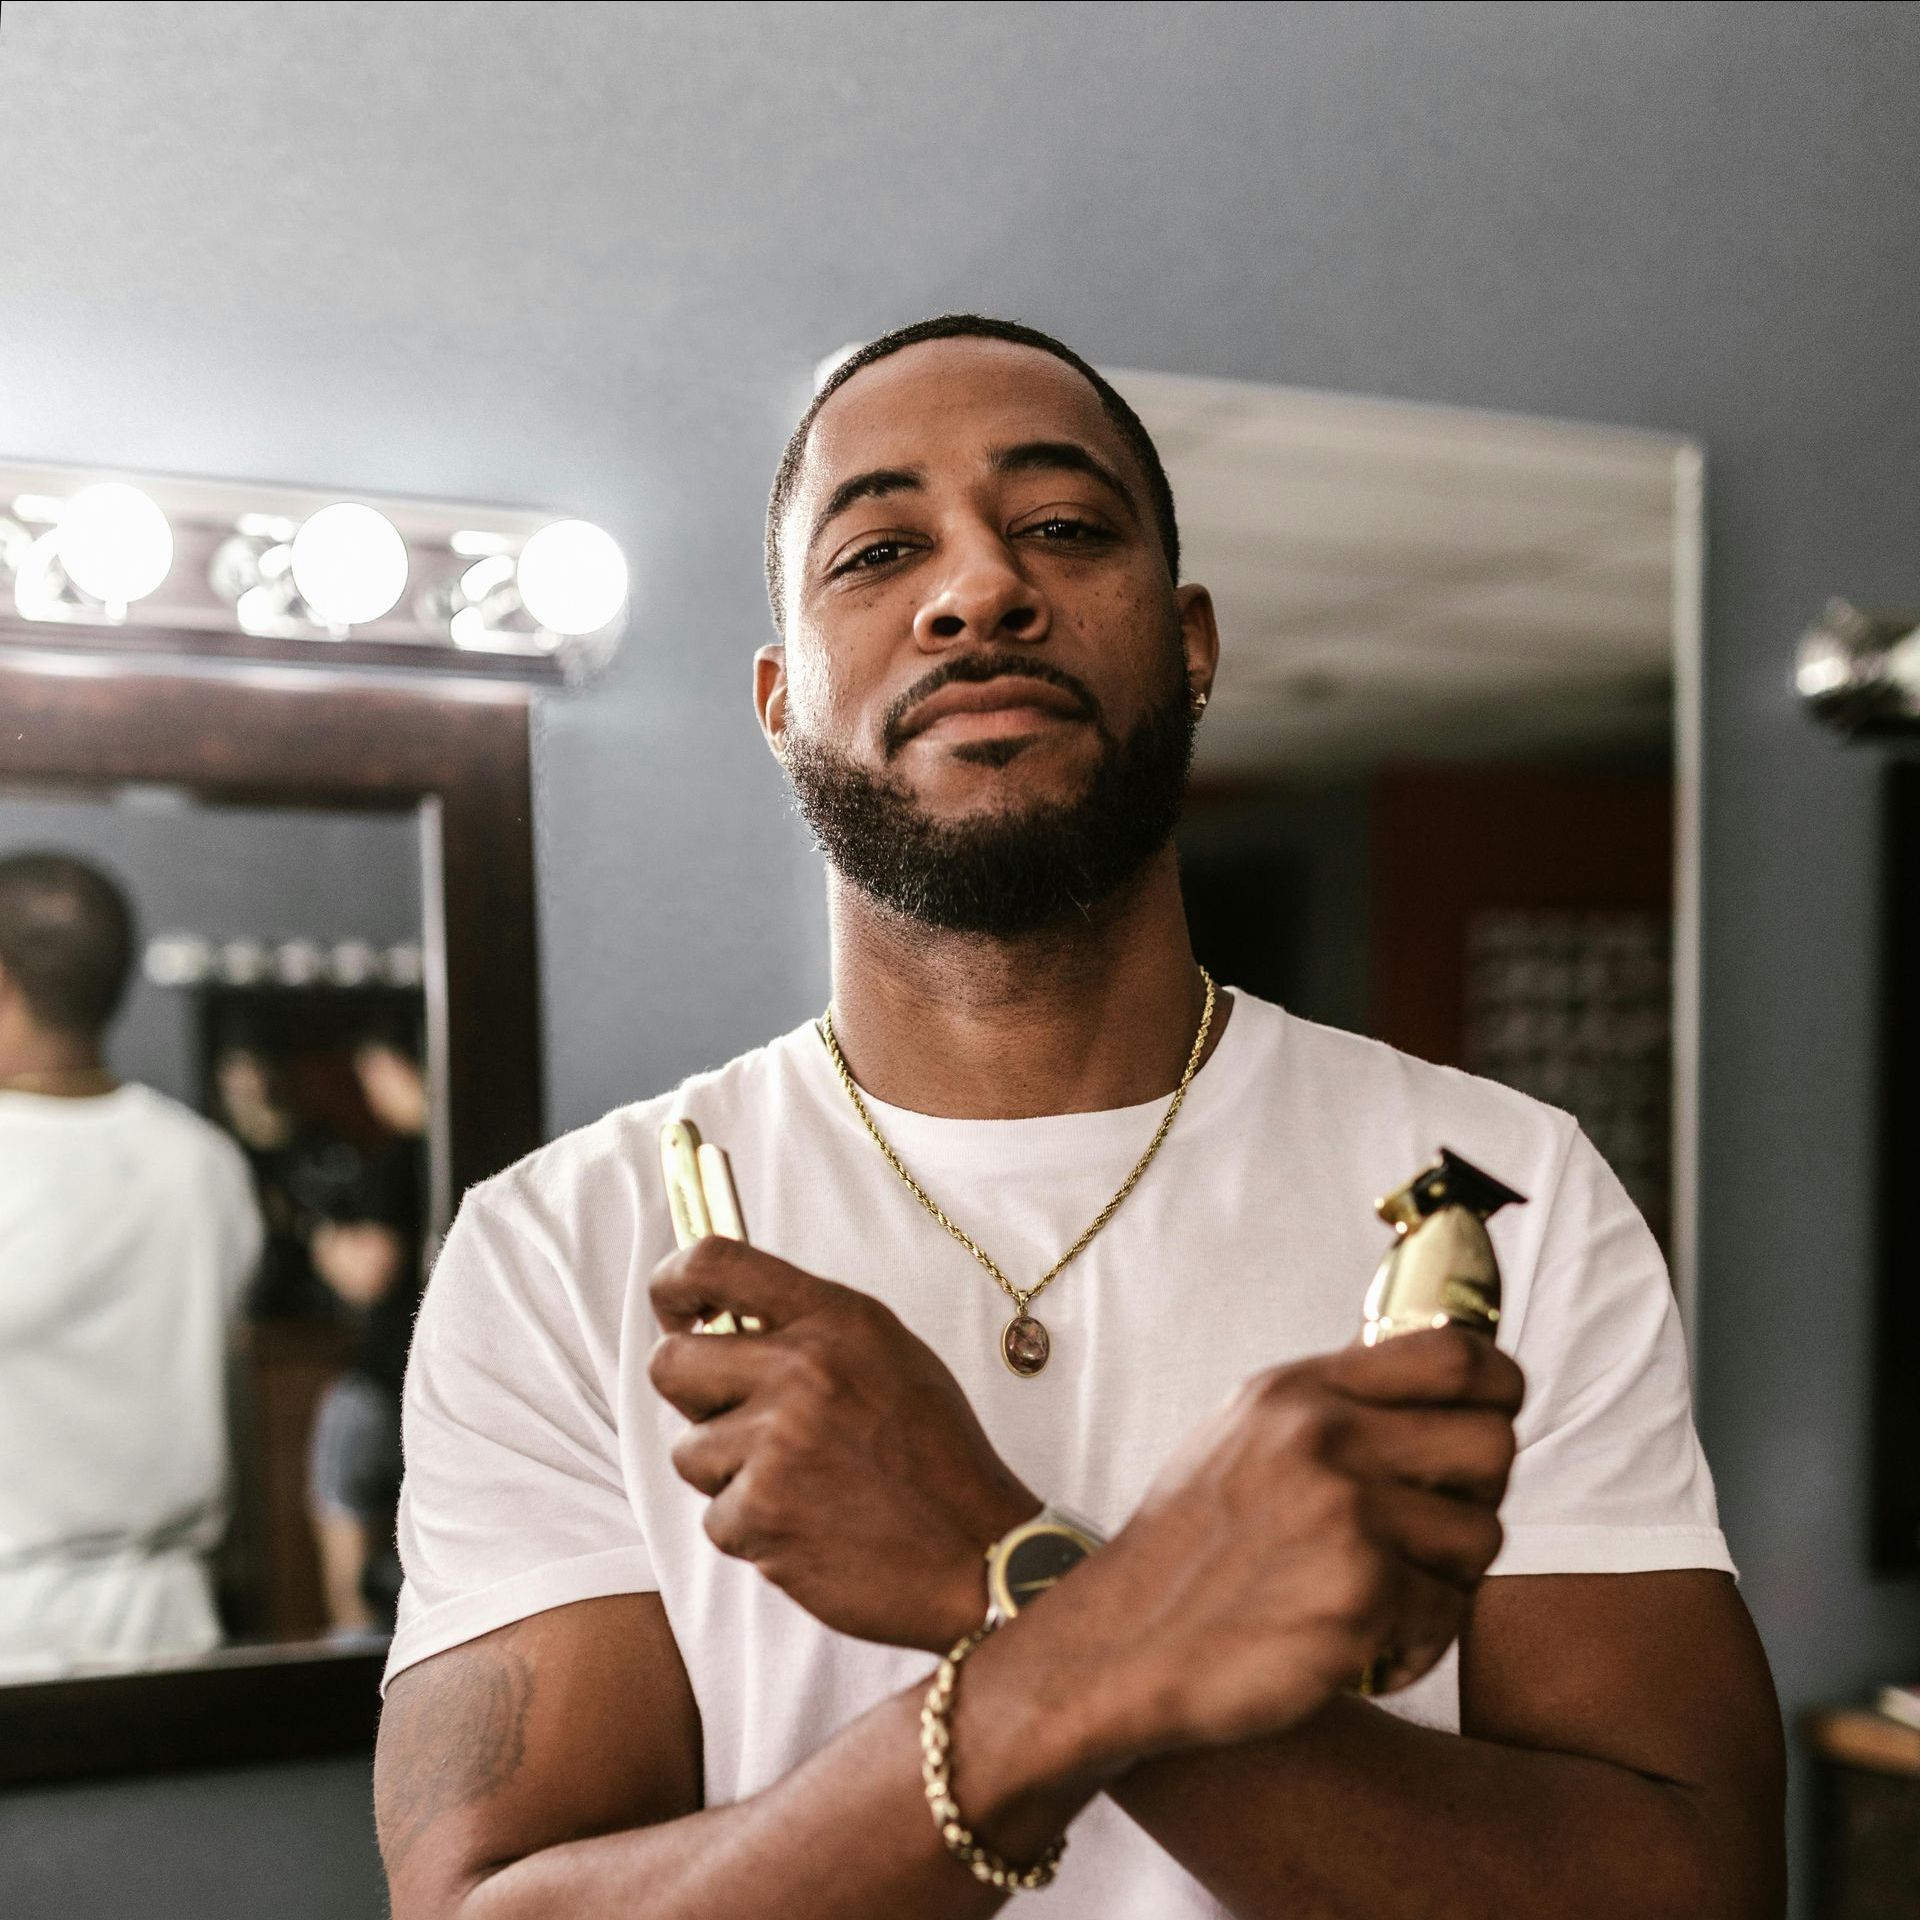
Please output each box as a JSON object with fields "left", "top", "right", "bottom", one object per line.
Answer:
{"left": 1324, "top": 1326, "right": 1525, "bottom": 1414}
{"left": 669, "top": 1405, "right": 755, "bottom": 1497}
{"left": 1364, "top": 1481, "right": 1505, "bottom": 1591}
{"left": 647, "top": 1328, "right": 783, "bottom": 1420}
{"left": 702, "top": 1462, "right": 775, "bottom": 1563}
{"left": 649, "top": 1238, "right": 833, "bottom": 1335}
{"left": 1334, "top": 1405, "right": 1517, "bottom": 1504}
{"left": 1366, "top": 1559, "right": 1472, "bottom": 1697}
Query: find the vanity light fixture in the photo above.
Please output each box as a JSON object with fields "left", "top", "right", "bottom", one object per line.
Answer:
{"left": 54, "top": 483, "right": 176, "bottom": 608}
{"left": 4, "top": 482, "right": 176, "bottom": 625}
{"left": 0, "top": 461, "right": 630, "bottom": 684}
{"left": 141, "top": 930, "right": 426, "bottom": 991}
{"left": 433, "top": 517, "right": 630, "bottom": 658}
{"left": 288, "top": 502, "right": 410, "bottom": 631}
{"left": 514, "top": 519, "right": 629, "bottom": 637}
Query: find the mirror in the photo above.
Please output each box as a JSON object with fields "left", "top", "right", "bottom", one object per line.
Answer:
{"left": 0, "top": 787, "right": 434, "bottom": 1682}
{"left": 0, "top": 662, "right": 540, "bottom": 1779}
{"left": 1108, "top": 372, "right": 1698, "bottom": 1297}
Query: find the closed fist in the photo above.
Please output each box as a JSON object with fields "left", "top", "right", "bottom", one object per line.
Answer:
{"left": 648, "top": 1237, "right": 1038, "bottom": 1651}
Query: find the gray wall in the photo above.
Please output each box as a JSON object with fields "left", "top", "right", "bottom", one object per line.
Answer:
{"left": 2, "top": 3, "right": 1915, "bottom": 1913}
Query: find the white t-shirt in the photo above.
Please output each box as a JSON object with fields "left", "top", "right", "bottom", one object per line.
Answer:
{"left": 388, "top": 994, "right": 1730, "bottom": 1919}
{"left": 0, "top": 1083, "right": 263, "bottom": 1678}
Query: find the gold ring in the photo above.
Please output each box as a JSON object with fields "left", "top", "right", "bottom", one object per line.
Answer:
{"left": 1348, "top": 1653, "right": 1395, "bottom": 1697}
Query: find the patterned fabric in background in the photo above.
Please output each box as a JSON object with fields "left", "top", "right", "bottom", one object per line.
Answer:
{"left": 1465, "top": 910, "right": 1672, "bottom": 1248}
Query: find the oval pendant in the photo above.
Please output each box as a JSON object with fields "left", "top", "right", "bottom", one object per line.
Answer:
{"left": 1001, "top": 1313, "right": 1051, "bottom": 1377}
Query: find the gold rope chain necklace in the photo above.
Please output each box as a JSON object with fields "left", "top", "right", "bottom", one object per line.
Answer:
{"left": 817, "top": 968, "right": 1217, "bottom": 1378}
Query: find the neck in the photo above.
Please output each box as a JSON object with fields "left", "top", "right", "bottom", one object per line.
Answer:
{"left": 825, "top": 846, "right": 1227, "bottom": 1118}
{"left": 0, "top": 1024, "right": 111, "bottom": 1095}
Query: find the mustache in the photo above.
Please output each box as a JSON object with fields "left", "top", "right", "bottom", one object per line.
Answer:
{"left": 880, "top": 651, "right": 1103, "bottom": 758}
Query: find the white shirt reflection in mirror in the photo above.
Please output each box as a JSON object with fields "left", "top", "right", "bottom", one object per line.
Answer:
{"left": 0, "top": 797, "right": 430, "bottom": 1679}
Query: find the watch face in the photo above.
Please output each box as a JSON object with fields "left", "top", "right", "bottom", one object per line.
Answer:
{"left": 997, "top": 1525, "right": 1092, "bottom": 1613}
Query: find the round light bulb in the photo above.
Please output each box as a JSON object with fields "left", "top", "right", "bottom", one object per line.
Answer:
{"left": 289, "top": 502, "right": 408, "bottom": 627}
{"left": 55, "top": 483, "right": 174, "bottom": 605}
{"left": 515, "top": 520, "right": 628, "bottom": 637}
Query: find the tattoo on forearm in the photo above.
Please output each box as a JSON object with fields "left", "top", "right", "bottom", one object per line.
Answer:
{"left": 376, "top": 1640, "right": 535, "bottom": 1875}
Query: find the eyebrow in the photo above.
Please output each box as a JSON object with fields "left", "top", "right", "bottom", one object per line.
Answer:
{"left": 988, "top": 440, "right": 1141, "bottom": 522}
{"left": 808, "top": 466, "right": 926, "bottom": 554}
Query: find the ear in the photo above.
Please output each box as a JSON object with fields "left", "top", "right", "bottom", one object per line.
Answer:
{"left": 1175, "top": 583, "right": 1220, "bottom": 708}
{"left": 754, "top": 643, "right": 789, "bottom": 759}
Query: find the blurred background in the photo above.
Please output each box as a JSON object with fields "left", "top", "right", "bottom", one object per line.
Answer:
{"left": 1, "top": 3, "right": 1916, "bottom": 1915}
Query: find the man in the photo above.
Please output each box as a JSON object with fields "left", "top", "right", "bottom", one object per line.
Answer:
{"left": 0, "top": 852, "right": 262, "bottom": 1676}
{"left": 376, "top": 316, "right": 1783, "bottom": 1918}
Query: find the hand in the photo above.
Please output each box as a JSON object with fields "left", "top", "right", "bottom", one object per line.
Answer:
{"left": 1066, "top": 1327, "right": 1523, "bottom": 1762}
{"left": 647, "top": 1238, "right": 1039, "bottom": 1651}
{"left": 311, "top": 1220, "right": 406, "bottom": 1307}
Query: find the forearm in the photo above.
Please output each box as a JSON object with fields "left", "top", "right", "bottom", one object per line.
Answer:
{"left": 457, "top": 1622, "right": 1110, "bottom": 1920}
{"left": 1111, "top": 1696, "right": 1742, "bottom": 1920}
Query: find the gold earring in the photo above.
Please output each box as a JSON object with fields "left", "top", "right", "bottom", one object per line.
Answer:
{"left": 1190, "top": 689, "right": 1209, "bottom": 715}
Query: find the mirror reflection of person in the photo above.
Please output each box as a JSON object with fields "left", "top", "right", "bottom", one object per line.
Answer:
{"left": 0, "top": 852, "right": 262, "bottom": 1678}
{"left": 307, "top": 1033, "right": 426, "bottom": 1635}
{"left": 376, "top": 319, "right": 1782, "bottom": 1916}
{"left": 213, "top": 1042, "right": 339, "bottom": 1321}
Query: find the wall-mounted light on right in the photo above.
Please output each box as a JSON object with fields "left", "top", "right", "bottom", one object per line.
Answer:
{"left": 1798, "top": 599, "right": 1920, "bottom": 735}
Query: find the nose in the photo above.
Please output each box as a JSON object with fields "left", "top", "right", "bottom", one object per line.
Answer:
{"left": 911, "top": 531, "right": 1051, "bottom": 653}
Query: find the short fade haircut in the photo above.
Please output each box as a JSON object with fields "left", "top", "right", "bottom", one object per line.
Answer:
{"left": 764, "top": 313, "right": 1181, "bottom": 621}
{"left": 0, "top": 851, "right": 137, "bottom": 1038}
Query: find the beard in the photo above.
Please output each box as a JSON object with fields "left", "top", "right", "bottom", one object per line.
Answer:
{"left": 782, "top": 641, "right": 1196, "bottom": 937}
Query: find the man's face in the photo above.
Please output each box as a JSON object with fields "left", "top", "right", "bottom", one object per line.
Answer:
{"left": 759, "top": 337, "right": 1218, "bottom": 934}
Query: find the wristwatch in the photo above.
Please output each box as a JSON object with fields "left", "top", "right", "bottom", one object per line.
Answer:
{"left": 984, "top": 1504, "right": 1106, "bottom": 1625}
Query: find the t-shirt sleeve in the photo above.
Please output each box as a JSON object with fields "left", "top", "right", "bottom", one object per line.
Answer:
{"left": 383, "top": 1184, "right": 657, "bottom": 1690}
{"left": 1492, "top": 1124, "right": 1734, "bottom": 1579}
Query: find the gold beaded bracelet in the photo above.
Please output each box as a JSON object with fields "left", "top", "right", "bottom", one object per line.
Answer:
{"left": 919, "top": 1622, "right": 1068, "bottom": 1893}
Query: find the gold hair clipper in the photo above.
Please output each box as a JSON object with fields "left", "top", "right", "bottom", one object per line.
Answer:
{"left": 1361, "top": 1148, "right": 1525, "bottom": 1347}
{"left": 658, "top": 1118, "right": 762, "bottom": 1334}
{"left": 1352, "top": 1147, "right": 1525, "bottom": 1693}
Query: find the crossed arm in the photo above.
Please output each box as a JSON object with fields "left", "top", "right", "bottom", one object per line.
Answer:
{"left": 376, "top": 1242, "right": 1784, "bottom": 1919}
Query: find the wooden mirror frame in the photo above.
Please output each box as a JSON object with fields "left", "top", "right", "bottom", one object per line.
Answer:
{"left": 0, "top": 649, "right": 544, "bottom": 1783}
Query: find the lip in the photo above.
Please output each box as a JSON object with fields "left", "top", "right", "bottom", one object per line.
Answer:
{"left": 897, "top": 675, "right": 1090, "bottom": 744}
